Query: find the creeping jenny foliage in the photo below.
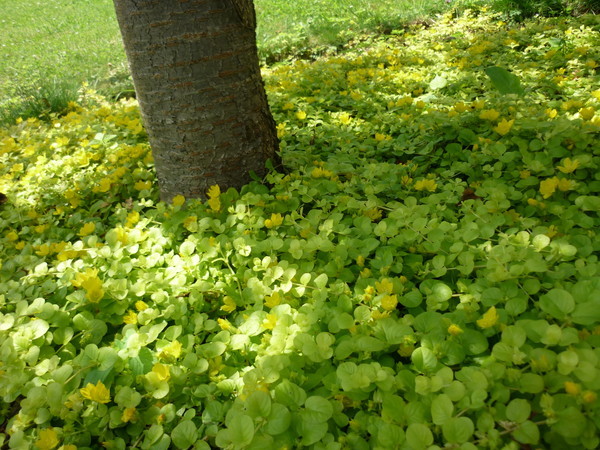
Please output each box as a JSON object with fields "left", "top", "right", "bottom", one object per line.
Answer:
{"left": 1, "top": 9, "right": 600, "bottom": 450}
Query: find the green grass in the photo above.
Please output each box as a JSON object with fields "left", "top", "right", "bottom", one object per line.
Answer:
{"left": 0, "top": 0, "right": 470, "bottom": 125}
{"left": 0, "top": 0, "right": 127, "bottom": 124}
{"left": 255, "top": 0, "right": 454, "bottom": 63}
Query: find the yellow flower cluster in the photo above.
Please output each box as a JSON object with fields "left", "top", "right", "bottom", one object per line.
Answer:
{"left": 221, "top": 296, "right": 237, "bottom": 312}
{"left": 265, "top": 213, "right": 284, "bottom": 229}
{"left": 71, "top": 268, "right": 104, "bottom": 303}
{"left": 80, "top": 380, "right": 111, "bottom": 403}
{"left": 35, "top": 428, "right": 60, "bottom": 450}
{"left": 414, "top": 179, "right": 438, "bottom": 192}
{"left": 207, "top": 184, "right": 221, "bottom": 212}
{"left": 265, "top": 291, "right": 282, "bottom": 308}
{"left": 539, "top": 177, "right": 576, "bottom": 199}
{"left": 477, "top": 306, "right": 499, "bottom": 329}
{"left": 158, "top": 340, "right": 182, "bottom": 360}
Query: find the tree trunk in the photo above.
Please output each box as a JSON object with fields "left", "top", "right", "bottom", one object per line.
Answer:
{"left": 113, "top": 0, "right": 280, "bottom": 202}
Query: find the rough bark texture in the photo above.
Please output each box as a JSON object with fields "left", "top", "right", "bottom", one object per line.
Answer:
{"left": 113, "top": 0, "right": 280, "bottom": 202}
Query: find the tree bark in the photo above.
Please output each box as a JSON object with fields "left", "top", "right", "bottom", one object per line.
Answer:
{"left": 113, "top": 0, "right": 280, "bottom": 202}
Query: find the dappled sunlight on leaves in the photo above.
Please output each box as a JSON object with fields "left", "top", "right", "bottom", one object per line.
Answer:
{"left": 0, "top": 8, "right": 599, "bottom": 449}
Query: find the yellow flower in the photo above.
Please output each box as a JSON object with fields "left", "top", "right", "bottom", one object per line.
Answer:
{"left": 218, "top": 318, "right": 233, "bottom": 330}
{"left": 125, "top": 210, "right": 140, "bottom": 228}
{"left": 557, "top": 178, "right": 576, "bottom": 192}
{"left": 207, "top": 184, "right": 220, "bottom": 198}
{"left": 477, "top": 306, "right": 499, "bottom": 329}
{"left": 6, "top": 231, "right": 18, "bottom": 241}
{"left": 448, "top": 324, "right": 464, "bottom": 336}
{"left": 79, "top": 222, "right": 96, "bottom": 237}
{"left": 545, "top": 108, "right": 558, "bottom": 118}
{"left": 80, "top": 380, "right": 111, "bottom": 404}
{"left": 152, "top": 363, "right": 171, "bottom": 381}
{"left": 363, "top": 208, "right": 382, "bottom": 221}
{"left": 454, "top": 102, "right": 470, "bottom": 113}
{"left": 356, "top": 255, "right": 365, "bottom": 267}
{"left": 208, "top": 196, "right": 221, "bottom": 212}
{"left": 207, "top": 184, "right": 221, "bottom": 212}
{"left": 564, "top": 381, "right": 581, "bottom": 396}
{"left": 479, "top": 109, "right": 500, "bottom": 121}
{"left": 546, "top": 225, "right": 559, "bottom": 239}
{"left": 265, "top": 213, "right": 284, "bottom": 229}
{"left": 277, "top": 123, "right": 286, "bottom": 138}
{"left": 338, "top": 112, "right": 352, "bottom": 125}
{"left": 557, "top": 158, "right": 580, "bottom": 174}
{"left": 221, "top": 296, "right": 237, "bottom": 313}
{"left": 123, "top": 310, "right": 138, "bottom": 325}
{"left": 494, "top": 119, "right": 514, "bottom": 135}
{"left": 540, "top": 177, "right": 575, "bottom": 198}
{"left": 375, "top": 279, "right": 394, "bottom": 295}
{"left": 381, "top": 294, "right": 398, "bottom": 311}
{"left": 375, "top": 133, "right": 390, "bottom": 141}
{"left": 172, "top": 195, "right": 185, "bottom": 207}
{"left": 84, "top": 277, "right": 104, "bottom": 303}
{"left": 472, "top": 99, "right": 485, "bottom": 110}
{"left": 582, "top": 390, "right": 597, "bottom": 403}
{"left": 371, "top": 310, "right": 391, "bottom": 320}
{"left": 134, "top": 180, "right": 152, "bottom": 190}
{"left": 35, "top": 224, "right": 50, "bottom": 234}
{"left": 265, "top": 291, "right": 282, "bottom": 308}
{"left": 540, "top": 178, "right": 559, "bottom": 199}
{"left": 159, "top": 340, "right": 182, "bottom": 360}
{"left": 414, "top": 179, "right": 438, "bottom": 192}
{"left": 579, "top": 107, "right": 595, "bottom": 120}
{"left": 121, "top": 407, "right": 137, "bottom": 423}
{"left": 311, "top": 167, "right": 335, "bottom": 178}
{"left": 35, "top": 243, "right": 51, "bottom": 257}
{"left": 295, "top": 110, "right": 307, "bottom": 120}
{"left": 94, "top": 178, "right": 112, "bottom": 193}
{"left": 263, "top": 313, "right": 278, "bottom": 330}
{"left": 72, "top": 268, "right": 105, "bottom": 303}
{"left": 135, "top": 300, "right": 149, "bottom": 311}
{"left": 35, "top": 428, "right": 60, "bottom": 450}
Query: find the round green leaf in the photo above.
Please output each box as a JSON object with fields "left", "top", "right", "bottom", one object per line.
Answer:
{"left": 431, "top": 394, "right": 454, "bottom": 425}
{"left": 299, "top": 414, "right": 328, "bottom": 446}
{"left": 506, "top": 398, "right": 530, "bottom": 423}
{"left": 265, "top": 403, "right": 291, "bottom": 435}
{"left": 245, "top": 390, "right": 272, "bottom": 418}
{"left": 512, "top": 420, "right": 540, "bottom": 444}
{"left": 171, "top": 419, "right": 198, "bottom": 449}
{"left": 501, "top": 326, "right": 526, "bottom": 348}
{"left": 400, "top": 289, "right": 423, "bottom": 308}
{"left": 228, "top": 414, "right": 255, "bottom": 447}
{"left": 411, "top": 347, "right": 438, "bottom": 374}
{"left": 519, "top": 373, "right": 544, "bottom": 394}
{"left": 442, "top": 417, "right": 474, "bottom": 444}
{"left": 406, "top": 423, "right": 433, "bottom": 449}
{"left": 430, "top": 282, "right": 452, "bottom": 302}
{"left": 304, "top": 396, "right": 333, "bottom": 422}
{"left": 539, "top": 289, "right": 574, "bottom": 320}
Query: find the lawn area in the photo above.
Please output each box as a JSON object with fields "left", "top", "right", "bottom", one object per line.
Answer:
{"left": 0, "top": 0, "right": 455, "bottom": 124}
{"left": 1, "top": 2, "right": 600, "bottom": 450}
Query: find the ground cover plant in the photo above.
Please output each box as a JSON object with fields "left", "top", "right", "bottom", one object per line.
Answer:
{"left": 0, "top": 0, "right": 460, "bottom": 126}
{"left": 1, "top": 6, "right": 600, "bottom": 450}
